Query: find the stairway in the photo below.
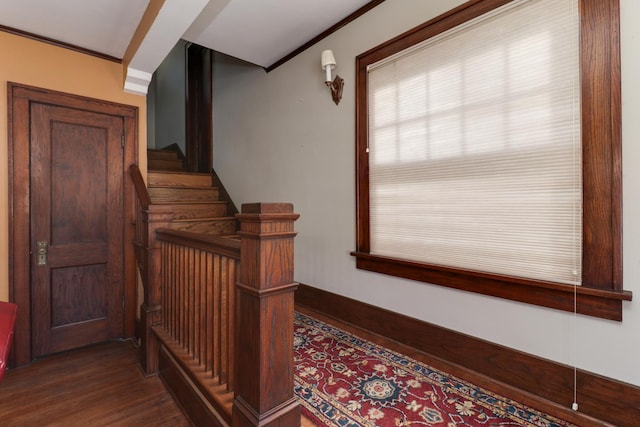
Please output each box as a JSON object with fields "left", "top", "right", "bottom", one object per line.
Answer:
{"left": 146, "top": 149, "right": 238, "bottom": 235}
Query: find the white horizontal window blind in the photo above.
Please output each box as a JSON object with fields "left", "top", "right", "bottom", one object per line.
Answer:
{"left": 367, "top": 0, "right": 581, "bottom": 285}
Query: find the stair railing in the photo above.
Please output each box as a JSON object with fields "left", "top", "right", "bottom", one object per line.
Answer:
{"left": 154, "top": 229, "right": 240, "bottom": 422}
{"left": 130, "top": 165, "right": 301, "bottom": 426}
{"left": 131, "top": 164, "right": 168, "bottom": 373}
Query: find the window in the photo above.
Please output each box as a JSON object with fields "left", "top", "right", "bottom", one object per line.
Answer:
{"left": 353, "top": 0, "right": 631, "bottom": 320}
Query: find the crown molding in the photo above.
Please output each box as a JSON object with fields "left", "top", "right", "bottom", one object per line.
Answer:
{"left": 123, "top": 67, "right": 152, "bottom": 95}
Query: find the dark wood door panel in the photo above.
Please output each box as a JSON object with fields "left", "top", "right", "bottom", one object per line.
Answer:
{"left": 30, "top": 102, "right": 124, "bottom": 358}
{"left": 50, "top": 120, "right": 109, "bottom": 246}
{"left": 33, "top": 264, "right": 110, "bottom": 356}
{"left": 50, "top": 264, "right": 108, "bottom": 327}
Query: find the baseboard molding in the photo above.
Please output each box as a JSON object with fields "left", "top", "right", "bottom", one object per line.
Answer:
{"left": 295, "top": 284, "right": 640, "bottom": 427}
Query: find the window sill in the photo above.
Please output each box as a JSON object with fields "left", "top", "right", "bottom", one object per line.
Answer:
{"left": 351, "top": 252, "right": 632, "bottom": 321}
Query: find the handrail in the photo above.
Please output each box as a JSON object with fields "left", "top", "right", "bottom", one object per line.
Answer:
{"left": 129, "top": 164, "right": 152, "bottom": 208}
{"left": 155, "top": 229, "right": 240, "bottom": 259}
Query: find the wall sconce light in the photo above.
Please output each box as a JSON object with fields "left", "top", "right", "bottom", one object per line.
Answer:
{"left": 321, "top": 49, "right": 344, "bottom": 105}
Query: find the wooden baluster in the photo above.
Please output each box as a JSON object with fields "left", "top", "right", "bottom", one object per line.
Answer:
{"left": 178, "top": 246, "right": 184, "bottom": 346}
{"left": 192, "top": 247, "right": 199, "bottom": 358}
{"left": 170, "top": 242, "right": 177, "bottom": 340}
{"left": 196, "top": 248, "right": 204, "bottom": 364}
{"left": 160, "top": 242, "right": 168, "bottom": 339}
{"left": 232, "top": 203, "right": 301, "bottom": 427}
{"left": 187, "top": 247, "right": 194, "bottom": 355}
{"left": 220, "top": 257, "right": 230, "bottom": 385}
{"left": 227, "top": 258, "right": 238, "bottom": 391}
{"left": 213, "top": 254, "right": 221, "bottom": 378}
{"left": 205, "top": 251, "right": 214, "bottom": 374}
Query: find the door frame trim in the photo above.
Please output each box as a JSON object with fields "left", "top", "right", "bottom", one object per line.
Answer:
{"left": 185, "top": 43, "right": 212, "bottom": 173}
{"left": 7, "top": 83, "right": 138, "bottom": 366}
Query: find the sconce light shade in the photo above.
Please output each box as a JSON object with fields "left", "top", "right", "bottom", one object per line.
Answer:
{"left": 321, "top": 49, "right": 343, "bottom": 106}
{"left": 321, "top": 50, "right": 336, "bottom": 69}
{"left": 321, "top": 49, "right": 336, "bottom": 82}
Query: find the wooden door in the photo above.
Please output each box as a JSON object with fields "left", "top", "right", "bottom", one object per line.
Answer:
{"left": 29, "top": 103, "right": 124, "bottom": 358}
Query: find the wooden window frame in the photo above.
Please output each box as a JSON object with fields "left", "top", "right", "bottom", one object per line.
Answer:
{"left": 353, "top": 0, "right": 632, "bottom": 321}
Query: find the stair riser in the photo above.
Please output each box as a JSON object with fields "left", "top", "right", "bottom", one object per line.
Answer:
{"left": 149, "top": 187, "right": 220, "bottom": 203}
{"left": 157, "top": 204, "right": 228, "bottom": 219}
{"left": 149, "top": 159, "right": 184, "bottom": 171}
{"left": 148, "top": 172, "right": 211, "bottom": 188}
{"left": 147, "top": 150, "right": 181, "bottom": 160}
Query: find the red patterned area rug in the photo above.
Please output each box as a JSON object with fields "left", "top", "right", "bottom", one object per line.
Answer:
{"left": 294, "top": 312, "right": 575, "bottom": 427}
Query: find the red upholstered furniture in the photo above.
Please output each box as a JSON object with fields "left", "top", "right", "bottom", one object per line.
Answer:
{"left": 0, "top": 301, "right": 17, "bottom": 383}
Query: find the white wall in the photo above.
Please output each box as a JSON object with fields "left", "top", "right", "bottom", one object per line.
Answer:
{"left": 146, "top": 76, "right": 156, "bottom": 148}
{"left": 212, "top": 0, "right": 640, "bottom": 388}
{"left": 150, "top": 39, "right": 187, "bottom": 151}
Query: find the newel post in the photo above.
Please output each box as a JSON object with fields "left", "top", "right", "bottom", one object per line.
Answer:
{"left": 233, "top": 203, "right": 301, "bottom": 427}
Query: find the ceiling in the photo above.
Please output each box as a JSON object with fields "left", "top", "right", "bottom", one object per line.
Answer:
{"left": 0, "top": 0, "right": 374, "bottom": 82}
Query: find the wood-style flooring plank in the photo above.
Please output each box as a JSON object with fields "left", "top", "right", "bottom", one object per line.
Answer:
{"left": 0, "top": 340, "right": 190, "bottom": 427}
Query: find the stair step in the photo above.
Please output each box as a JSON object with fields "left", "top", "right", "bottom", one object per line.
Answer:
{"left": 148, "top": 171, "right": 211, "bottom": 188}
{"left": 149, "top": 158, "right": 184, "bottom": 171}
{"left": 149, "top": 187, "right": 220, "bottom": 203}
{"left": 149, "top": 202, "right": 229, "bottom": 219}
{"left": 148, "top": 149, "right": 181, "bottom": 160}
{"left": 168, "top": 218, "right": 238, "bottom": 235}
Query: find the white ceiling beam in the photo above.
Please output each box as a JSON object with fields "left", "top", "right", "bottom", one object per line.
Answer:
{"left": 124, "top": 0, "right": 210, "bottom": 95}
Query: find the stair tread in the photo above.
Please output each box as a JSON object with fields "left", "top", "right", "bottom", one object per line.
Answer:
{"left": 149, "top": 187, "right": 220, "bottom": 203}
{"left": 147, "top": 172, "right": 212, "bottom": 188}
{"left": 148, "top": 185, "right": 219, "bottom": 190}
{"left": 147, "top": 151, "right": 177, "bottom": 154}
{"left": 170, "top": 217, "right": 236, "bottom": 222}
{"left": 148, "top": 170, "right": 210, "bottom": 176}
{"left": 151, "top": 201, "right": 221, "bottom": 205}
{"left": 148, "top": 150, "right": 181, "bottom": 158}
{"left": 149, "top": 159, "right": 183, "bottom": 163}
{"left": 150, "top": 201, "right": 227, "bottom": 206}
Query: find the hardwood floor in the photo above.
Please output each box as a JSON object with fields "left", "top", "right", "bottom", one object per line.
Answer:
{"left": 0, "top": 340, "right": 190, "bottom": 427}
